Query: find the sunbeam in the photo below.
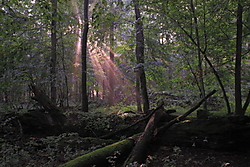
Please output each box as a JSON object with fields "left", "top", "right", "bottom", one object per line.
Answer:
{"left": 89, "top": 43, "right": 136, "bottom": 105}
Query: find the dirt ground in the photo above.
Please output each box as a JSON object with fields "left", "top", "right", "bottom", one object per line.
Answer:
{"left": 148, "top": 145, "right": 250, "bottom": 167}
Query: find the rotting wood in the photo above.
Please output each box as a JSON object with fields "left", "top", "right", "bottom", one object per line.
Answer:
{"left": 59, "top": 90, "right": 216, "bottom": 167}
{"left": 123, "top": 89, "right": 216, "bottom": 166}
{"left": 157, "top": 89, "right": 216, "bottom": 134}
{"left": 123, "top": 103, "right": 165, "bottom": 166}
{"left": 29, "top": 83, "right": 65, "bottom": 126}
{"left": 29, "top": 84, "right": 59, "bottom": 113}
{"left": 100, "top": 102, "right": 164, "bottom": 139}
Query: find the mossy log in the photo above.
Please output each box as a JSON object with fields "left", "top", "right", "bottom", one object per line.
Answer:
{"left": 60, "top": 90, "right": 217, "bottom": 167}
{"left": 59, "top": 136, "right": 137, "bottom": 167}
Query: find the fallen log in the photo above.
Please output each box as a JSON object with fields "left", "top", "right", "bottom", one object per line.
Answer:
{"left": 59, "top": 90, "right": 216, "bottom": 167}
{"left": 123, "top": 89, "right": 216, "bottom": 166}
{"left": 29, "top": 84, "right": 60, "bottom": 113}
{"left": 158, "top": 115, "right": 250, "bottom": 150}
{"left": 158, "top": 89, "right": 216, "bottom": 133}
{"left": 100, "top": 102, "right": 164, "bottom": 139}
{"left": 59, "top": 104, "right": 165, "bottom": 167}
{"left": 123, "top": 102, "right": 165, "bottom": 166}
{"left": 59, "top": 135, "right": 137, "bottom": 167}
{"left": 29, "top": 84, "right": 65, "bottom": 126}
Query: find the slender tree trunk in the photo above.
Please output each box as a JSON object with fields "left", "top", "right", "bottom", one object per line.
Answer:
{"left": 60, "top": 34, "right": 69, "bottom": 107}
{"left": 184, "top": 55, "right": 202, "bottom": 93}
{"left": 134, "top": 0, "right": 149, "bottom": 113}
{"left": 203, "top": 54, "right": 231, "bottom": 114}
{"left": 51, "top": 0, "right": 57, "bottom": 104}
{"left": 136, "top": 72, "right": 142, "bottom": 112}
{"left": 235, "top": 3, "right": 243, "bottom": 115}
{"left": 175, "top": 3, "right": 231, "bottom": 114}
{"left": 81, "top": 0, "right": 89, "bottom": 112}
{"left": 190, "top": 0, "right": 206, "bottom": 111}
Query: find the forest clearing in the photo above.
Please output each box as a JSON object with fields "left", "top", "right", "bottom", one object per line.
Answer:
{"left": 1, "top": 0, "right": 250, "bottom": 166}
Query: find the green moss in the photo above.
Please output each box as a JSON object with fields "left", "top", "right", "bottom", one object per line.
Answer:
{"left": 59, "top": 138, "right": 135, "bottom": 167}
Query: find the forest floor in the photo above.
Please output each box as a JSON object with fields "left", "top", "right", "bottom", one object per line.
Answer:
{"left": 1, "top": 107, "right": 250, "bottom": 167}
{"left": 3, "top": 134, "right": 250, "bottom": 167}
{"left": 149, "top": 144, "right": 250, "bottom": 167}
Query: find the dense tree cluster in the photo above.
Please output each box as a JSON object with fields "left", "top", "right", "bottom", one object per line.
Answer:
{"left": 0, "top": 0, "right": 250, "bottom": 114}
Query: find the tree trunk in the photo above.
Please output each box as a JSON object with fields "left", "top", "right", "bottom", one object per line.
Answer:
{"left": 158, "top": 89, "right": 216, "bottom": 133}
{"left": 175, "top": 9, "right": 231, "bottom": 114}
{"left": 203, "top": 53, "right": 231, "bottom": 114}
{"left": 29, "top": 84, "right": 65, "bottom": 126}
{"left": 136, "top": 72, "right": 142, "bottom": 112}
{"left": 51, "top": 0, "right": 57, "bottom": 104}
{"left": 100, "top": 103, "right": 164, "bottom": 139}
{"left": 59, "top": 136, "right": 136, "bottom": 167}
{"left": 60, "top": 32, "right": 69, "bottom": 107}
{"left": 190, "top": 0, "right": 206, "bottom": 111}
{"left": 235, "top": 3, "right": 243, "bottom": 115}
{"left": 60, "top": 90, "right": 216, "bottom": 167}
{"left": 123, "top": 90, "right": 216, "bottom": 166}
{"left": 134, "top": 0, "right": 149, "bottom": 113}
{"left": 123, "top": 104, "right": 165, "bottom": 166}
{"left": 81, "top": 0, "right": 89, "bottom": 112}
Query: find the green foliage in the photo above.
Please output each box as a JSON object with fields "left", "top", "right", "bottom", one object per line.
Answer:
{"left": 0, "top": 143, "right": 30, "bottom": 167}
{"left": 65, "top": 110, "right": 114, "bottom": 133}
{"left": 1, "top": 0, "right": 250, "bottom": 113}
{"left": 162, "top": 146, "right": 182, "bottom": 167}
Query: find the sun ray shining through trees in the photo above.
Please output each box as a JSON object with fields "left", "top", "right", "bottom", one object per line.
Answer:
{"left": 89, "top": 43, "right": 136, "bottom": 105}
{"left": 70, "top": 0, "right": 82, "bottom": 104}
{"left": 1, "top": 0, "right": 250, "bottom": 166}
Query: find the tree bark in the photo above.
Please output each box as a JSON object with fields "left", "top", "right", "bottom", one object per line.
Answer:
{"left": 136, "top": 72, "right": 142, "bottom": 112}
{"left": 29, "top": 84, "right": 65, "bottom": 126}
{"left": 60, "top": 90, "right": 216, "bottom": 166}
{"left": 134, "top": 0, "right": 149, "bottom": 113}
{"left": 190, "top": 0, "right": 206, "bottom": 111}
{"left": 100, "top": 103, "right": 164, "bottom": 139}
{"left": 81, "top": 0, "right": 89, "bottom": 112}
{"left": 123, "top": 103, "right": 165, "bottom": 166}
{"left": 158, "top": 89, "right": 216, "bottom": 133}
{"left": 51, "top": 0, "right": 57, "bottom": 104}
{"left": 122, "top": 90, "right": 216, "bottom": 166}
{"left": 235, "top": 3, "right": 243, "bottom": 115}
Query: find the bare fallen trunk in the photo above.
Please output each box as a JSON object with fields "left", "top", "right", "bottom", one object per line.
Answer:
{"left": 29, "top": 84, "right": 65, "bottom": 126}
{"left": 158, "top": 89, "right": 216, "bottom": 134}
{"left": 100, "top": 103, "right": 164, "bottom": 139}
{"left": 123, "top": 90, "right": 216, "bottom": 166}
{"left": 123, "top": 103, "right": 165, "bottom": 166}
{"left": 59, "top": 90, "right": 217, "bottom": 167}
